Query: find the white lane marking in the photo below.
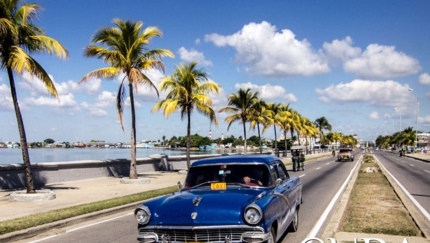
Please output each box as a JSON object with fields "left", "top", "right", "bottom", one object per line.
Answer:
{"left": 326, "top": 163, "right": 330, "bottom": 165}
{"left": 67, "top": 213, "right": 132, "bottom": 232}
{"left": 304, "top": 155, "right": 362, "bottom": 241}
{"left": 425, "top": 170, "right": 430, "bottom": 174}
{"left": 375, "top": 157, "right": 430, "bottom": 222}
{"left": 27, "top": 213, "right": 133, "bottom": 242}
{"left": 409, "top": 164, "right": 415, "bottom": 167}
{"left": 315, "top": 167, "right": 321, "bottom": 170}
{"left": 28, "top": 235, "right": 58, "bottom": 243}
{"left": 299, "top": 174, "right": 305, "bottom": 178}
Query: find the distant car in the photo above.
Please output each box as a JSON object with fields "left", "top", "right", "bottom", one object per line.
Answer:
{"left": 337, "top": 148, "right": 354, "bottom": 162}
{"left": 134, "top": 154, "right": 303, "bottom": 243}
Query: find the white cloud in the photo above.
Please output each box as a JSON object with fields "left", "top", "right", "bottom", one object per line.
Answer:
{"left": 205, "top": 21, "right": 329, "bottom": 78}
{"left": 79, "top": 79, "right": 101, "bottom": 94}
{"left": 234, "top": 82, "right": 297, "bottom": 102}
{"left": 419, "top": 73, "right": 430, "bottom": 85}
{"left": 178, "top": 47, "right": 212, "bottom": 66}
{"left": 0, "top": 84, "right": 14, "bottom": 111}
{"left": 95, "top": 91, "right": 116, "bottom": 108}
{"left": 81, "top": 102, "right": 108, "bottom": 117}
{"left": 418, "top": 115, "right": 430, "bottom": 125}
{"left": 24, "top": 93, "right": 78, "bottom": 108}
{"left": 343, "top": 44, "right": 421, "bottom": 79}
{"left": 323, "top": 36, "right": 361, "bottom": 63}
{"left": 315, "top": 79, "right": 413, "bottom": 109}
{"left": 369, "top": 111, "right": 379, "bottom": 120}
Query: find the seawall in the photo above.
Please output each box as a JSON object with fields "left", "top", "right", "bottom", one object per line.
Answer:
{"left": 0, "top": 153, "right": 223, "bottom": 190}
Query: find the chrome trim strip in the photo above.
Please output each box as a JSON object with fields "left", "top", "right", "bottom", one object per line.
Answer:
{"left": 140, "top": 225, "right": 264, "bottom": 231}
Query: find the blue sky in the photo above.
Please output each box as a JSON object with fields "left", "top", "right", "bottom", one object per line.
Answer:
{"left": 1, "top": 0, "right": 429, "bottom": 144}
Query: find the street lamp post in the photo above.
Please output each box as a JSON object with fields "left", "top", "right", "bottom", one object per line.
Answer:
{"left": 394, "top": 108, "right": 401, "bottom": 133}
{"left": 409, "top": 88, "right": 419, "bottom": 148}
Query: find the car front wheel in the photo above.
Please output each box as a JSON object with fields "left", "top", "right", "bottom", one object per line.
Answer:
{"left": 266, "top": 227, "right": 276, "bottom": 243}
{"left": 288, "top": 207, "right": 299, "bottom": 232}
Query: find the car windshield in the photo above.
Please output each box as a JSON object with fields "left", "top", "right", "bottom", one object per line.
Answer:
{"left": 184, "top": 164, "right": 272, "bottom": 188}
{"left": 339, "top": 149, "right": 351, "bottom": 153}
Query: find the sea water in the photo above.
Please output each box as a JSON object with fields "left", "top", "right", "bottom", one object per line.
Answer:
{"left": 0, "top": 148, "right": 222, "bottom": 165}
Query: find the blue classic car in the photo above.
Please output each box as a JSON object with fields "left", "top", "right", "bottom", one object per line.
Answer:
{"left": 134, "top": 154, "right": 303, "bottom": 243}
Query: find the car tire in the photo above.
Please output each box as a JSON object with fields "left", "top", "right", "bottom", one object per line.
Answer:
{"left": 288, "top": 207, "right": 299, "bottom": 232}
{"left": 266, "top": 226, "right": 276, "bottom": 243}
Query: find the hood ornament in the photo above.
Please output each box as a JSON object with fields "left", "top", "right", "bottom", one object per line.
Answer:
{"left": 193, "top": 196, "right": 203, "bottom": 206}
{"left": 191, "top": 212, "right": 197, "bottom": 220}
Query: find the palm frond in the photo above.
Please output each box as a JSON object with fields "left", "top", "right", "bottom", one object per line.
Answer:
{"left": 80, "top": 67, "right": 120, "bottom": 83}
{"left": 116, "top": 82, "right": 126, "bottom": 131}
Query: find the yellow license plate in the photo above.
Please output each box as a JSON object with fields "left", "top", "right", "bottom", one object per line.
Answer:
{"left": 211, "top": 182, "right": 226, "bottom": 190}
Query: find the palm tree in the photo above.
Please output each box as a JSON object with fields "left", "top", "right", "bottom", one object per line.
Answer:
{"left": 0, "top": 0, "right": 68, "bottom": 193}
{"left": 275, "top": 103, "right": 293, "bottom": 157}
{"left": 264, "top": 103, "right": 283, "bottom": 151}
{"left": 288, "top": 109, "right": 302, "bottom": 146}
{"left": 81, "top": 19, "right": 173, "bottom": 179}
{"left": 152, "top": 62, "right": 219, "bottom": 169}
{"left": 300, "top": 117, "right": 319, "bottom": 153}
{"left": 399, "top": 127, "right": 415, "bottom": 146}
{"left": 219, "top": 88, "right": 258, "bottom": 154}
{"left": 314, "top": 116, "right": 332, "bottom": 145}
{"left": 249, "top": 99, "right": 269, "bottom": 153}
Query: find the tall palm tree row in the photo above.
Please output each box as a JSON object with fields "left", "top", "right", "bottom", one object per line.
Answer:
{"left": 375, "top": 127, "right": 417, "bottom": 149}
{"left": 80, "top": 19, "right": 174, "bottom": 179}
{"left": 152, "top": 62, "right": 220, "bottom": 169}
{"left": 219, "top": 88, "right": 259, "bottom": 155}
{"left": 0, "top": 0, "right": 68, "bottom": 193}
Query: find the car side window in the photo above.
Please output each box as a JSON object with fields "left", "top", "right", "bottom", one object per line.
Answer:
{"left": 270, "top": 165, "right": 278, "bottom": 181}
{"left": 275, "top": 161, "right": 289, "bottom": 180}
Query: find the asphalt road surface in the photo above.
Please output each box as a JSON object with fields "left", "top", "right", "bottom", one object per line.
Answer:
{"left": 373, "top": 150, "right": 430, "bottom": 219}
{"left": 16, "top": 150, "right": 368, "bottom": 243}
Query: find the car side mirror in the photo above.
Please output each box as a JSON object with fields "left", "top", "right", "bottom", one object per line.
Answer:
{"left": 275, "top": 178, "right": 283, "bottom": 186}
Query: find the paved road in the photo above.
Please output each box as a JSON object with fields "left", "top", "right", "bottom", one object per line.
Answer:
{"left": 373, "top": 150, "right": 430, "bottom": 234}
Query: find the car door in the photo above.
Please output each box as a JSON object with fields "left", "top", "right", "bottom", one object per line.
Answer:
{"left": 273, "top": 161, "right": 293, "bottom": 232}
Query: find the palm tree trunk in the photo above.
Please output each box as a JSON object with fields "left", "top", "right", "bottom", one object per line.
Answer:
{"left": 242, "top": 119, "right": 247, "bottom": 154}
{"left": 273, "top": 126, "right": 278, "bottom": 150}
{"left": 186, "top": 109, "right": 191, "bottom": 168}
{"left": 7, "top": 68, "right": 36, "bottom": 193}
{"left": 290, "top": 128, "right": 295, "bottom": 144}
{"left": 257, "top": 122, "right": 262, "bottom": 154}
{"left": 129, "top": 83, "right": 138, "bottom": 179}
{"left": 284, "top": 130, "right": 288, "bottom": 157}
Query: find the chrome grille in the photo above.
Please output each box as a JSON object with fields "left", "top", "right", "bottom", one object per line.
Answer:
{"left": 140, "top": 227, "right": 264, "bottom": 242}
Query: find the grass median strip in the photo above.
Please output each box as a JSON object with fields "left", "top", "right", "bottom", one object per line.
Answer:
{"left": 0, "top": 186, "right": 178, "bottom": 235}
{"left": 338, "top": 153, "right": 421, "bottom": 236}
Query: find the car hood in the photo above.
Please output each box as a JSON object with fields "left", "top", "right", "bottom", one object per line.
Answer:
{"left": 145, "top": 188, "right": 265, "bottom": 226}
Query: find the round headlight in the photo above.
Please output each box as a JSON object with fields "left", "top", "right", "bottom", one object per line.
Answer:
{"left": 135, "top": 206, "right": 151, "bottom": 225}
{"left": 244, "top": 204, "right": 262, "bottom": 225}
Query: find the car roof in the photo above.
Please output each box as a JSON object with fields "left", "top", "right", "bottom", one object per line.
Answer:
{"left": 191, "top": 154, "right": 280, "bottom": 167}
